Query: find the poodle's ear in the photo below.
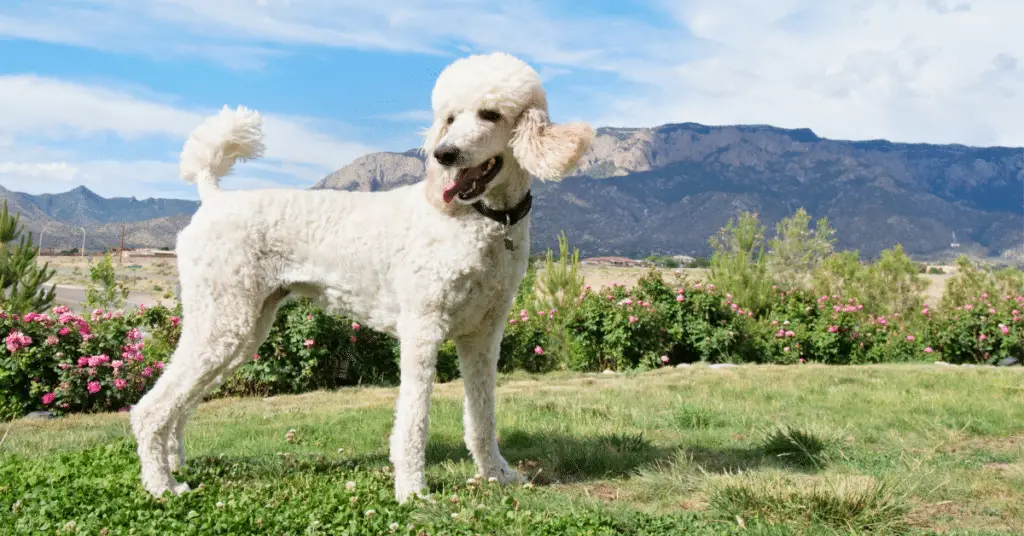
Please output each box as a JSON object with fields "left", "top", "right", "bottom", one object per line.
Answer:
{"left": 510, "top": 107, "right": 594, "bottom": 181}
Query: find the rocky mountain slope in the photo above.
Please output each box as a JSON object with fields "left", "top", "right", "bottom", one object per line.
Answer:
{"left": 314, "top": 123, "right": 1024, "bottom": 260}
{"left": 3, "top": 121, "right": 1021, "bottom": 259}
{"left": 0, "top": 186, "right": 198, "bottom": 251}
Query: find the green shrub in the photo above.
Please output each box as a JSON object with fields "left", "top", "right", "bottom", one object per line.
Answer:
{"left": 1, "top": 305, "right": 168, "bottom": 418}
{"left": 220, "top": 299, "right": 401, "bottom": 396}
{"left": 84, "top": 253, "right": 130, "bottom": 311}
{"left": 925, "top": 292, "right": 1023, "bottom": 364}
{"left": 766, "top": 208, "right": 836, "bottom": 291}
{"left": 564, "top": 278, "right": 673, "bottom": 371}
{"left": 942, "top": 256, "right": 1024, "bottom": 311}
{"left": 4, "top": 223, "right": 1023, "bottom": 420}
{"left": 500, "top": 306, "right": 559, "bottom": 373}
{"left": 812, "top": 246, "right": 926, "bottom": 317}
{"left": 707, "top": 211, "right": 776, "bottom": 316}
{"left": 654, "top": 276, "right": 755, "bottom": 364}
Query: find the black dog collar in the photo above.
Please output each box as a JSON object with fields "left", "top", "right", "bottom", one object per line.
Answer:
{"left": 470, "top": 190, "right": 532, "bottom": 227}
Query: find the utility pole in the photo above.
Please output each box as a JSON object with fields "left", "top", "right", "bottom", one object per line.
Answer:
{"left": 38, "top": 223, "right": 52, "bottom": 256}
{"left": 120, "top": 223, "right": 126, "bottom": 265}
{"left": 80, "top": 227, "right": 86, "bottom": 257}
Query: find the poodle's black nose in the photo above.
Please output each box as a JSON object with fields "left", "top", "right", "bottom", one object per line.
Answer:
{"left": 433, "top": 145, "right": 461, "bottom": 166}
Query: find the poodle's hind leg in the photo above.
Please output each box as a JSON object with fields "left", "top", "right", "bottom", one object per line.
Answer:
{"left": 455, "top": 318, "right": 522, "bottom": 485}
{"left": 130, "top": 292, "right": 266, "bottom": 497}
{"left": 162, "top": 289, "right": 289, "bottom": 471}
{"left": 390, "top": 316, "right": 444, "bottom": 504}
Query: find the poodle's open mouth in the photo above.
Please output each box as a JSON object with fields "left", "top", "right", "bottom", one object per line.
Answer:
{"left": 442, "top": 155, "right": 503, "bottom": 203}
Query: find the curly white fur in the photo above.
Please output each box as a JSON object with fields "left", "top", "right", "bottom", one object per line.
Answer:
{"left": 179, "top": 105, "right": 265, "bottom": 200}
{"left": 129, "top": 52, "right": 593, "bottom": 504}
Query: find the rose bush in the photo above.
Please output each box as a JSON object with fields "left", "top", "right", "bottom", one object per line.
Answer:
{"left": 3, "top": 266, "right": 1021, "bottom": 418}
{"left": 1, "top": 305, "right": 170, "bottom": 418}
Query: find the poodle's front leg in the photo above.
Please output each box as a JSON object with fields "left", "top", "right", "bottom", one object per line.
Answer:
{"left": 390, "top": 321, "right": 442, "bottom": 504}
{"left": 455, "top": 324, "right": 522, "bottom": 485}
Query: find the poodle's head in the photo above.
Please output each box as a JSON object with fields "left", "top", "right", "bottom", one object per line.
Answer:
{"left": 422, "top": 52, "right": 593, "bottom": 206}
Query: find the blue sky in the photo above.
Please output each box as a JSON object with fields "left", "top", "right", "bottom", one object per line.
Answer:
{"left": 0, "top": 0, "right": 1021, "bottom": 200}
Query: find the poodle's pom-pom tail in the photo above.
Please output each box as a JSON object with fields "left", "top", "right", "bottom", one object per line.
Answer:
{"left": 180, "top": 105, "right": 265, "bottom": 200}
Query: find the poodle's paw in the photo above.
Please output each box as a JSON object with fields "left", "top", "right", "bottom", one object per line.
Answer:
{"left": 172, "top": 481, "right": 192, "bottom": 495}
{"left": 486, "top": 463, "right": 527, "bottom": 486}
{"left": 394, "top": 479, "right": 428, "bottom": 505}
{"left": 143, "top": 479, "right": 191, "bottom": 498}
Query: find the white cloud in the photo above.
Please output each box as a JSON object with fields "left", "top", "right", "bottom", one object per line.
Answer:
{"left": 0, "top": 75, "right": 377, "bottom": 197}
{"left": 0, "top": 159, "right": 186, "bottom": 198}
{"left": 595, "top": 0, "right": 1024, "bottom": 146}
{"left": 1, "top": 0, "right": 1023, "bottom": 163}
{"left": 0, "top": 162, "right": 79, "bottom": 183}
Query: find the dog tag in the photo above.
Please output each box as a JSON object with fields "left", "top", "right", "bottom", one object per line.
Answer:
{"left": 502, "top": 214, "right": 516, "bottom": 251}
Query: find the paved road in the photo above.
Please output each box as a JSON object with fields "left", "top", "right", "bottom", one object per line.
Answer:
{"left": 53, "top": 285, "right": 162, "bottom": 311}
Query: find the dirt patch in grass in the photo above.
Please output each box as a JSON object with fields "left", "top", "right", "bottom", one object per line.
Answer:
{"left": 581, "top": 483, "right": 621, "bottom": 503}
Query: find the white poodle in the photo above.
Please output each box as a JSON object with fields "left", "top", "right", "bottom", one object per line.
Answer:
{"left": 130, "top": 52, "right": 593, "bottom": 503}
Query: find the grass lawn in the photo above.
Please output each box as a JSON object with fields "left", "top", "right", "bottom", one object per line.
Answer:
{"left": 2, "top": 364, "right": 1022, "bottom": 535}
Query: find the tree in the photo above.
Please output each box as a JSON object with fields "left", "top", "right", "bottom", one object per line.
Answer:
{"left": 859, "top": 245, "right": 927, "bottom": 315}
{"left": 535, "top": 231, "right": 584, "bottom": 315}
{"left": 708, "top": 211, "right": 776, "bottom": 315}
{"left": 84, "top": 252, "right": 130, "bottom": 311}
{"left": 942, "top": 255, "right": 1024, "bottom": 309}
{"left": 766, "top": 208, "right": 836, "bottom": 290}
{"left": 0, "top": 200, "right": 56, "bottom": 313}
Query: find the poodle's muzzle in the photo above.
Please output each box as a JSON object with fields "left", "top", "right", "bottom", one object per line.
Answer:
{"left": 435, "top": 144, "right": 505, "bottom": 204}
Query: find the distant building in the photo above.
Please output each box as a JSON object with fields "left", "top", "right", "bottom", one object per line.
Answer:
{"left": 124, "top": 248, "right": 177, "bottom": 259}
{"left": 581, "top": 256, "right": 648, "bottom": 268}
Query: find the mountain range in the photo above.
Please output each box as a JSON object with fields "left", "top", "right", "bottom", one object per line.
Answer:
{"left": 4, "top": 122, "right": 1023, "bottom": 261}
{"left": 0, "top": 185, "right": 198, "bottom": 252}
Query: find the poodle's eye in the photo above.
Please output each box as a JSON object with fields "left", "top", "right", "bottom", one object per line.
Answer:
{"left": 477, "top": 109, "right": 502, "bottom": 123}
{"left": 446, "top": 115, "right": 455, "bottom": 125}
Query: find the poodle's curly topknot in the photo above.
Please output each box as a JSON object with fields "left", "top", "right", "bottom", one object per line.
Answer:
{"left": 431, "top": 52, "right": 547, "bottom": 122}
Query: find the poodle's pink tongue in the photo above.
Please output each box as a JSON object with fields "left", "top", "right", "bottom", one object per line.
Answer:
{"left": 442, "top": 167, "right": 478, "bottom": 203}
{"left": 442, "top": 180, "right": 459, "bottom": 204}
